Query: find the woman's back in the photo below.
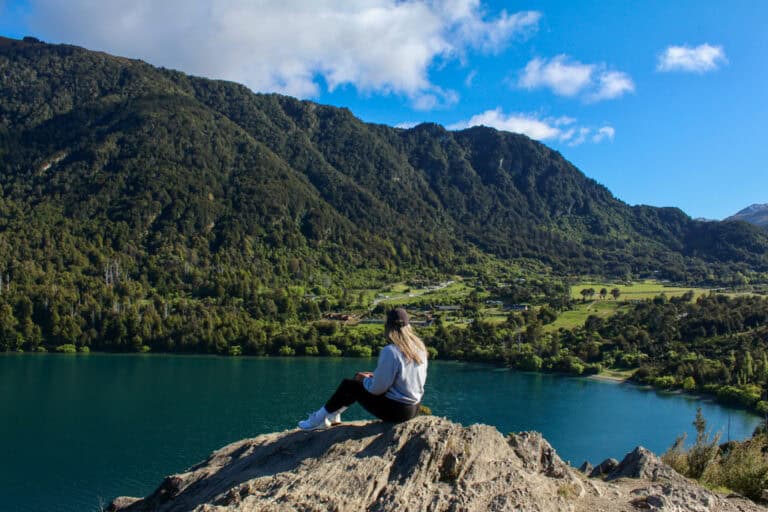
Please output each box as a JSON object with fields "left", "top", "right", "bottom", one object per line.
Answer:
{"left": 364, "top": 344, "right": 427, "bottom": 405}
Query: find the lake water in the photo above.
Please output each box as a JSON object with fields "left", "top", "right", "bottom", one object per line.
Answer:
{"left": 0, "top": 354, "right": 761, "bottom": 511}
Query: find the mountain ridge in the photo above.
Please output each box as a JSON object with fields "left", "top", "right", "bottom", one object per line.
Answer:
{"left": 727, "top": 203, "right": 768, "bottom": 229}
{"left": 1, "top": 35, "right": 768, "bottom": 289}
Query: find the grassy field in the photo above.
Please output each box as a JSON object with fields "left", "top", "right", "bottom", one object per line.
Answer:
{"left": 591, "top": 368, "right": 637, "bottom": 381}
{"left": 571, "top": 280, "right": 711, "bottom": 301}
{"left": 372, "top": 279, "right": 474, "bottom": 307}
{"left": 355, "top": 279, "right": 723, "bottom": 334}
{"left": 543, "top": 300, "right": 627, "bottom": 332}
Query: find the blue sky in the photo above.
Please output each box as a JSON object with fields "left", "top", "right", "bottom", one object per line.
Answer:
{"left": 1, "top": 0, "right": 766, "bottom": 220}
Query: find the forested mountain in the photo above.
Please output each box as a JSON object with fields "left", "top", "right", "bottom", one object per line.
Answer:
{"left": 727, "top": 204, "right": 768, "bottom": 230}
{"left": 2, "top": 36, "right": 768, "bottom": 355}
{"left": 2, "top": 36, "right": 767, "bottom": 287}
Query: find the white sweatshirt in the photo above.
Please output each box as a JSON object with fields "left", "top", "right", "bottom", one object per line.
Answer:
{"left": 363, "top": 344, "right": 427, "bottom": 405}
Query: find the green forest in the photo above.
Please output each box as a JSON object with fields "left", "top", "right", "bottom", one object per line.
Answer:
{"left": 2, "top": 36, "right": 768, "bottom": 413}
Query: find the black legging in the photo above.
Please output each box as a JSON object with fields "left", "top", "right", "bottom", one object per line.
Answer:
{"left": 325, "top": 379, "right": 419, "bottom": 423}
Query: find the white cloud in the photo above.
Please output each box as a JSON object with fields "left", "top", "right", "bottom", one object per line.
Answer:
{"left": 519, "top": 55, "right": 594, "bottom": 96}
{"left": 447, "top": 108, "right": 614, "bottom": 146}
{"left": 26, "top": 0, "right": 540, "bottom": 108}
{"left": 657, "top": 44, "right": 727, "bottom": 73}
{"left": 518, "top": 55, "right": 634, "bottom": 102}
{"left": 395, "top": 121, "right": 420, "bottom": 129}
{"left": 592, "top": 126, "right": 615, "bottom": 143}
{"left": 448, "top": 109, "right": 560, "bottom": 139}
{"left": 590, "top": 71, "right": 635, "bottom": 101}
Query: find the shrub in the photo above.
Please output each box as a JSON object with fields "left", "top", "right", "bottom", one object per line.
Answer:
{"left": 662, "top": 433, "right": 689, "bottom": 476}
{"left": 688, "top": 408, "right": 721, "bottom": 479}
{"left": 278, "top": 345, "right": 295, "bottom": 356}
{"left": 426, "top": 346, "right": 438, "bottom": 359}
{"left": 304, "top": 345, "right": 319, "bottom": 356}
{"left": 717, "top": 385, "right": 761, "bottom": 408}
{"left": 55, "top": 344, "right": 77, "bottom": 353}
{"left": 616, "top": 352, "right": 648, "bottom": 368}
{"left": 564, "top": 356, "right": 584, "bottom": 375}
{"left": 718, "top": 436, "right": 768, "bottom": 500}
{"left": 652, "top": 376, "right": 676, "bottom": 389}
{"left": 348, "top": 345, "right": 372, "bottom": 357}
{"left": 682, "top": 376, "right": 696, "bottom": 391}
{"left": 77, "top": 346, "right": 90, "bottom": 353}
{"left": 582, "top": 363, "right": 602, "bottom": 375}
{"left": 666, "top": 413, "right": 768, "bottom": 501}
{"left": 325, "top": 344, "right": 342, "bottom": 357}
{"left": 517, "top": 354, "right": 543, "bottom": 371}
{"left": 228, "top": 345, "right": 242, "bottom": 356}
{"left": 662, "top": 408, "right": 720, "bottom": 480}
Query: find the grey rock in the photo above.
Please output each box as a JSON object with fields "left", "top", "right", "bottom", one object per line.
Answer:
{"left": 108, "top": 417, "right": 768, "bottom": 512}
{"left": 605, "top": 446, "right": 681, "bottom": 483}
{"left": 589, "top": 457, "right": 619, "bottom": 478}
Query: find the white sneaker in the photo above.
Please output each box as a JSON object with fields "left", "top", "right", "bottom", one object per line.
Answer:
{"left": 298, "top": 408, "right": 330, "bottom": 430}
{"left": 327, "top": 406, "right": 347, "bottom": 426}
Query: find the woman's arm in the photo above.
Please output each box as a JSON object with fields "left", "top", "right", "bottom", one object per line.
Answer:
{"left": 362, "top": 346, "right": 397, "bottom": 395}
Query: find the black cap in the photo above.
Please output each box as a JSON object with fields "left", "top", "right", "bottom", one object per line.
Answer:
{"left": 386, "top": 308, "right": 409, "bottom": 329}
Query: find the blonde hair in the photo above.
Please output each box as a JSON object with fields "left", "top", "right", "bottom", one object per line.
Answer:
{"left": 385, "top": 324, "right": 427, "bottom": 365}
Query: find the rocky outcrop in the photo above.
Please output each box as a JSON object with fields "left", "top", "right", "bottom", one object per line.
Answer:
{"left": 589, "top": 457, "right": 619, "bottom": 478}
{"left": 109, "top": 417, "right": 766, "bottom": 512}
{"left": 605, "top": 446, "right": 681, "bottom": 482}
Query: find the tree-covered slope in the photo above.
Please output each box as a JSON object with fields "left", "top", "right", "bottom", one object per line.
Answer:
{"left": 2, "top": 35, "right": 768, "bottom": 291}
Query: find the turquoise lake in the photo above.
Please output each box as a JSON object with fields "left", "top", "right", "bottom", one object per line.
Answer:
{"left": 0, "top": 354, "right": 761, "bottom": 511}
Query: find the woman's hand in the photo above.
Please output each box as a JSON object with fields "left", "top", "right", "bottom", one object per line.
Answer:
{"left": 355, "top": 372, "right": 373, "bottom": 382}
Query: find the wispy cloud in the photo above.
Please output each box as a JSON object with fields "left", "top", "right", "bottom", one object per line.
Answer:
{"left": 26, "top": 0, "right": 540, "bottom": 109}
{"left": 657, "top": 44, "right": 727, "bottom": 73}
{"left": 518, "top": 55, "right": 634, "bottom": 102}
{"left": 447, "top": 108, "right": 614, "bottom": 146}
{"left": 590, "top": 71, "right": 634, "bottom": 101}
{"left": 464, "top": 69, "right": 478, "bottom": 87}
{"left": 592, "top": 126, "right": 615, "bottom": 143}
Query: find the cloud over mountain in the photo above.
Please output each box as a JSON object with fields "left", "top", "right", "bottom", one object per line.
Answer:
{"left": 25, "top": 0, "right": 539, "bottom": 108}
{"left": 447, "top": 108, "right": 614, "bottom": 146}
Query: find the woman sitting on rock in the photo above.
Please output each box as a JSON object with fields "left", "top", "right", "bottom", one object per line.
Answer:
{"left": 298, "top": 308, "right": 428, "bottom": 430}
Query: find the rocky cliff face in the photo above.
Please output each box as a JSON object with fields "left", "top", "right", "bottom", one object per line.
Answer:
{"left": 109, "top": 417, "right": 765, "bottom": 512}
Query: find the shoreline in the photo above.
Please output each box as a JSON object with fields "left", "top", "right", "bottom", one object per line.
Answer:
{"left": 587, "top": 373, "right": 628, "bottom": 383}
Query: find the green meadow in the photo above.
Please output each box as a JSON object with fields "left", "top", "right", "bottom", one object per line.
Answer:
{"left": 570, "top": 280, "right": 711, "bottom": 301}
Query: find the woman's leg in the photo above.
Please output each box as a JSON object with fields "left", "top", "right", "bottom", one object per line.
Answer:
{"left": 325, "top": 379, "right": 419, "bottom": 423}
{"left": 324, "top": 379, "right": 367, "bottom": 413}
